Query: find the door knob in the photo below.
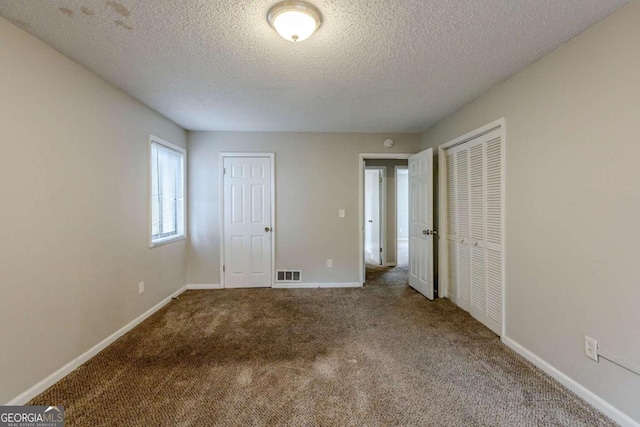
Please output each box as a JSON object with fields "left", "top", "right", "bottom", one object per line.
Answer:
{"left": 265, "top": 227, "right": 271, "bottom": 232}
{"left": 423, "top": 230, "right": 431, "bottom": 235}
{"left": 368, "top": 220, "right": 373, "bottom": 223}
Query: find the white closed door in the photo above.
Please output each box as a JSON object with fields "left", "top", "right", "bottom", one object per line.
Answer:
{"left": 365, "top": 169, "right": 382, "bottom": 265}
{"left": 408, "top": 148, "right": 434, "bottom": 300}
{"left": 223, "top": 157, "right": 272, "bottom": 288}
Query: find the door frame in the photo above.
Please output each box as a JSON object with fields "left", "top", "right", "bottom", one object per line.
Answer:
{"left": 219, "top": 152, "right": 276, "bottom": 289}
{"left": 364, "top": 166, "right": 386, "bottom": 266}
{"left": 358, "top": 153, "right": 414, "bottom": 284}
{"left": 437, "top": 118, "right": 506, "bottom": 335}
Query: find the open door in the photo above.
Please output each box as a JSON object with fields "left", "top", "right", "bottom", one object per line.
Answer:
{"left": 409, "top": 148, "right": 434, "bottom": 299}
{"left": 364, "top": 168, "right": 382, "bottom": 265}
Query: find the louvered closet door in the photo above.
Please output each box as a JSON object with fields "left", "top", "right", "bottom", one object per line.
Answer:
{"left": 468, "top": 140, "right": 486, "bottom": 324}
{"left": 484, "top": 136, "right": 503, "bottom": 334}
{"left": 455, "top": 148, "right": 471, "bottom": 312}
{"left": 444, "top": 128, "right": 503, "bottom": 336}
{"left": 445, "top": 152, "right": 458, "bottom": 305}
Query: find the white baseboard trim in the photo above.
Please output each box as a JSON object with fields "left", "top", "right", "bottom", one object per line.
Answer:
{"left": 186, "top": 284, "right": 223, "bottom": 290}
{"left": 319, "top": 282, "right": 362, "bottom": 288}
{"left": 6, "top": 285, "right": 187, "bottom": 406}
{"left": 272, "top": 283, "right": 319, "bottom": 289}
{"left": 272, "top": 282, "right": 362, "bottom": 289}
{"left": 502, "top": 336, "right": 639, "bottom": 427}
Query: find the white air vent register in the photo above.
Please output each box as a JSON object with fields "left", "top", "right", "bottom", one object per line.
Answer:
{"left": 276, "top": 270, "right": 302, "bottom": 282}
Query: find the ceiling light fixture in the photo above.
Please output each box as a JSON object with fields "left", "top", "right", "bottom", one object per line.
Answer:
{"left": 267, "top": 1, "right": 322, "bottom": 42}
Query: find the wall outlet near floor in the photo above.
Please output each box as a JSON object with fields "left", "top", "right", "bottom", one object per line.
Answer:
{"left": 584, "top": 335, "right": 598, "bottom": 361}
{"left": 138, "top": 282, "right": 145, "bottom": 295}
{"left": 326, "top": 259, "right": 333, "bottom": 268}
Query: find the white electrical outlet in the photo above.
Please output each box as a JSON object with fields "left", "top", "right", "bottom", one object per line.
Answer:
{"left": 138, "top": 282, "right": 145, "bottom": 295}
{"left": 584, "top": 335, "right": 598, "bottom": 361}
{"left": 327, "top": 259, "right": 333, "bottom": 268}
{"left": 338, "top": 209, "right": 345, "bottom": 218}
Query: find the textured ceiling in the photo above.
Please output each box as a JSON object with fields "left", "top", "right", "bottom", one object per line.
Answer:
{"left": 0, "top": 0, "right": 628, "bottom": 132}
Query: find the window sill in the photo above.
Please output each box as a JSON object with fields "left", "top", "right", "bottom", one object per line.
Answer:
{"left": 149, "top": 235, "right": 186, "bottom": 248}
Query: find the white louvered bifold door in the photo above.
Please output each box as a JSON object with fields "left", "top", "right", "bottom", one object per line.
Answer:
{"left": 443, "top": 128, "right": 503, "bottom": 336}
{"left": 455, "top": 149, "right": 471, "bottom": 312}
{"left": 445, "top": 152, "right": 458, "bottom": 305}
{"left": 484, "top": 136, "right": 503, "bottom": 334}
{"left": 468, "top": 140, "right": 486, "bottom": 323}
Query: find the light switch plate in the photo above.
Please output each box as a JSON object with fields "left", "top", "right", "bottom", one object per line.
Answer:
{"left": 339, "top": 209, "right": 345, "bottom": 218}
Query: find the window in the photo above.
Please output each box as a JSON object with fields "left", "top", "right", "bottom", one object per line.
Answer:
{"left": 149, "top": 136, "right": 186, "bottom": 246}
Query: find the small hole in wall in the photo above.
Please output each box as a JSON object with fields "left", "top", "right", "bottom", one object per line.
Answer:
{"left": 59, "top": 7, "right": 75, "bottom": 17}
{"left": 81, "top": 7, "right": 96, "bottom": 16}
{"left": 106, "top": 1, "right": 130, "bottom": 17}
{"left": 114, "top": 20, "right": 133, "bottom": 30}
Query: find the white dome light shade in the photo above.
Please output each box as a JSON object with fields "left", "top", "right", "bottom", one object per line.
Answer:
{"left": 268, "top": 1, "right": 322, "bottom": 42}
{"left": 273, "top": 10, "right": 316, "bottom": 42}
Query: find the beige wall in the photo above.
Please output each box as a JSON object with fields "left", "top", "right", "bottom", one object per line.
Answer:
{"left": 0, "top": 18, "right": 187, "bottom": 404}
{"left": 187, "top": 132, "right": 421, "bottom": 285}
{"left": 364, "top": 159, "right": 409, "bottom": 266}
{"left": 422, "top": 3, "right": 640, "bottom": 422}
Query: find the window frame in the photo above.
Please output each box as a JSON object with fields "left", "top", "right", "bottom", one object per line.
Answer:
{"left": 148, "top": 135, "right": 187, "bottom": 248}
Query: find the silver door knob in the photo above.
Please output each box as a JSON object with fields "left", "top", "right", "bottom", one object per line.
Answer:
{"left": 265, "top": 227, "right": 271, "bottom": 232}
{"left": 422, "top": 230, "right": 428, "bottom": 235}
{"left": 368, "top": 220, "right": 373, "bottom": 223}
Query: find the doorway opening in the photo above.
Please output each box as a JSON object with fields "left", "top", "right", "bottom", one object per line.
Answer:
{"left": 364, "top": 166, "right": 385, "bottom": 266}
{"left": 361, "top": 156, "right": 410, "bottom": 286}
{"left": 396, "top": 166, "right": 409, "bottom": 270}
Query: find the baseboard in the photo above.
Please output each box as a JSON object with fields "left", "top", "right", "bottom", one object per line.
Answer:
{"left": 272, "top": 283, "right": 319, "bottom": 289}
{"left": 6, "top": 285, "right": 187, "bottom": 406}
{"left": 318, "top": 282, "right": 362, "bottom": 288}
{"left": 502, "top": 336, "right": 639, "bottom": 427}
{"left": 384, "top": 263, "right": 397, "bottom": 267}
{"left": 272, "top": 282, "right": 362, "bottom": 289}
{"left": 186, "top": 284, "right": 223, "bottom": 290}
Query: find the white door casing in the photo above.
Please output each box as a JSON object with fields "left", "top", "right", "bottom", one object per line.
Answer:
{"left": 408, "top": 148, "right": 434, "bottom": 300}
{"left": 222, "top": 156, "right": 273, "bottom": 288}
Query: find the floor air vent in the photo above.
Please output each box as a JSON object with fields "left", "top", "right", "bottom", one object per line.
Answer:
{"left": 276, "top": 270, "right": 302, "bottom": 282}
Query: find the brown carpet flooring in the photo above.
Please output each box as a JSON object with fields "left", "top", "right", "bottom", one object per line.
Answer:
{"left": 29, "top": 265, "right": 615, "bottom": 426}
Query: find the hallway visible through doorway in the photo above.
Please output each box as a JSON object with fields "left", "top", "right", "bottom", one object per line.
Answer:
{"left": 363, "top": 158, "right": 409, "bottom": 286}
{"left": 366, "top": 240, "right": 409, "bottom": 286}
